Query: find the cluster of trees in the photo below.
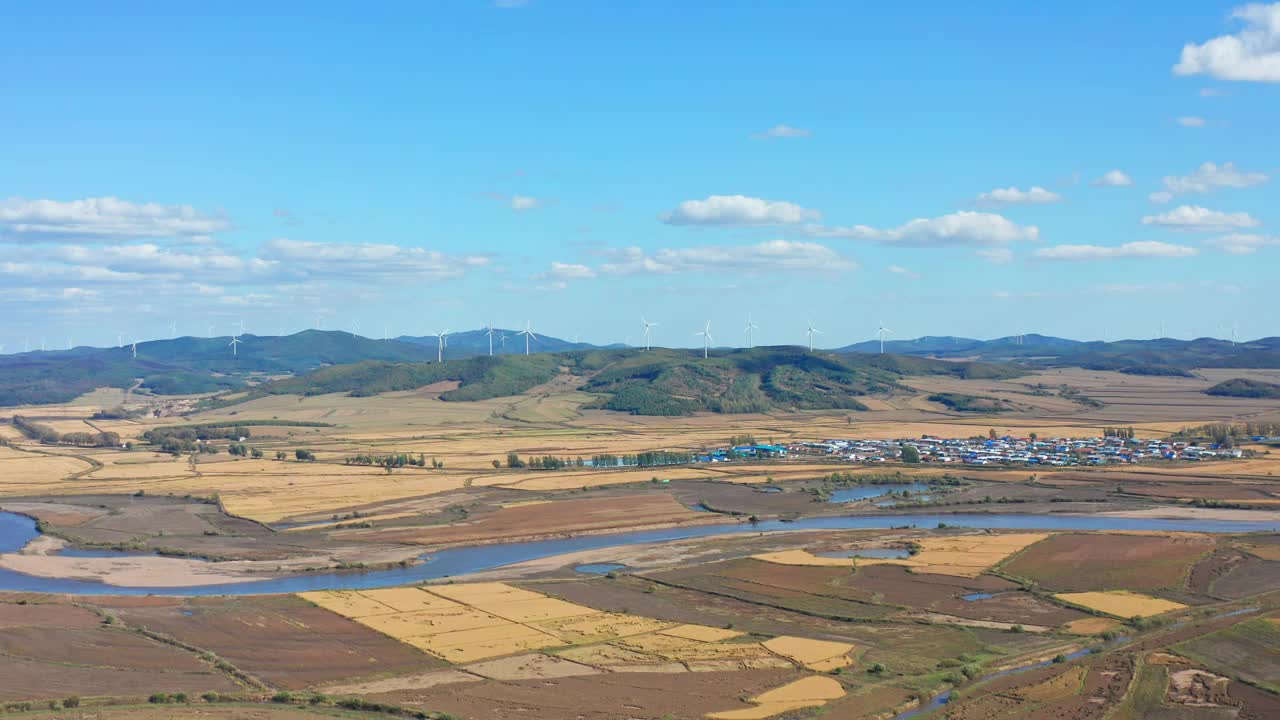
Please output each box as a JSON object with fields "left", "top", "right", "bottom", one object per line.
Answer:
{"left": 294, "top": 449, "right": 316, "bottom": 461}
{"left": 1174, "top": 421, "right": 1280, "bottom": 444}
{"left": 11, "top": 416, "right": 120, "bottom": 447}
{"left": 345, "top": 453, "right": 441, "bottom": 470}
{"left": 227, "top": 443, "right": 263, "bottom": 458}
{"left": 591, "top": 451, "right": 696, "bottom": 468}
{"left": 927, "top": 393, "right": 1008, "bottom": 413}
{"left": 142, "top": 425, "right": 251, "bottom": 445}
{"left": 1102, "top": 427, "right": 1137, "bottom": 439}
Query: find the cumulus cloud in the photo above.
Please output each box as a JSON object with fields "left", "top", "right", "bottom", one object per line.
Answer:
{"left": 1205, "top": 232, "right": 1280, "bottom": 254}
{"left": 1033, "top": 241, "right": 1199, "bottom": 261}
{"left": 600, "top": 239, "right": 855, "bottom": 276}
{"left": 805, "top": 211, "right": 1039, "bottom": 248}
{"left": 659, "top": 194, "right": 821, "bottom": 226}
{"left": 1141, "top": 205, "right": 1262, "bottom": 231}
{"left": 1092, "top": 170, "right": 1134, "bottom": 187}
{"left": 751, "top": 124, "right": 813, "bottom": 139}
{"left": 1177, "top": 116, "right": 1208, "bottom": 127}
{"left": 259, "top": 239, "right": 490, "bottom": 280}
{"left": 974, "top": 185, "right": 1063, "bottom": 207}
{"left": 1173, "top": 2, "right": 1280, "bottom": 82}
{"left": 1157, "top": 161, "right": 1269, "bottom": 197}
{"left": 0, "top": 196, "right": 230, "bottom": 241}
{"left": 545, "top": 261, "right": 596, "bottom": 280}
{"left": 1149, "top": 191, "right": 1176, "bottom": 204}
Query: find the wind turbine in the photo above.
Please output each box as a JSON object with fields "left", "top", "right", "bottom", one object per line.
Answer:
{"left": 641, "top": 316, "right": 658, "bottom": 351}
{"left": 516, "top": 321, "right": 537, "bottom": 356}
{"left": 116, "top": 332, "right": 124, "bottom": 348}
{"left": 876, "top": 321, "right": 893, "bottom": 354}
{"left": 169, "top": 320, "right": 178, "bottom": 339}
{"left": 484, "top": 323, "right": 496, "bottom": 356}
{"left": 805, "top": 321, "right": 822, "bottom": 352}
{"left": 383, "top": 325, "right": 390, "bottom": 342}
{"left": 1231, "top": 324, "right": 1239, "bottom": 348}
{"left": 695, "top": 321, "right": 713, "bottom": 359}
{"left": 40, "top": 337, "right": 46, "bottom": 352}
{"left": 433, "top": 330, "right": 449, "bottom": 363}
{"left": 125, "top": 335, "right": 136, "bottom": 359}
{"left": 744, "top": 314, "right": 759, "bottom": 349}
{"left": 228, "top": 335, "right": 244, "bottom": 356}
{"left": 23, "top": 338, "right": 30, "bottom": 353}
{"left": 206, "top": 323, "right": 215, "bottom": 339}
{"left": 314, "top": 313, "right": 324, "bottom": 330}
{"left": 500, "top": 332, "right": 509, "bottom": 352}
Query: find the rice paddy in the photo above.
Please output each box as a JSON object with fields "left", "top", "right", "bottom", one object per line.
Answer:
{"left": 1055, "top": 591, "right": 1188, "bottom": 618}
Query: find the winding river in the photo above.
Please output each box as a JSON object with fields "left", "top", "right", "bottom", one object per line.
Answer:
{"left": 0, "top": 510, "right": 1275, "bottom": 596}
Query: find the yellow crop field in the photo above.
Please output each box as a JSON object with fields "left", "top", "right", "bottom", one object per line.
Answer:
{"left": 533, "top": 613, "right": 672, "bottom": 645}
{"left": 659, "top": 624, "right": 745, "bottom": 642}
{"left": 706, "top": 676, "right": 846, "bottom": 720}
{"left": 0, "top": 455, "right": 91, "bottom": 486}
{"left": 1063, "top": 617, "right": 1123, "bottom": 635}
{"left": 859, "top": 533, "right": 1049, "bottom": 577}
{"left": 762, "top": 636, "right": 854, "bottom": 672}
{"left": 1056, "top": 591, "right": 1187, "bottom": 618}
{"left": 752, "top": 550, "right": 852, "bottom": 567}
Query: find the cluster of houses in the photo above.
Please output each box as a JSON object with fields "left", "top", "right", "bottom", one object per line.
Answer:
{"left": 700, "top": 435, "right": 1245, "bottom": 467}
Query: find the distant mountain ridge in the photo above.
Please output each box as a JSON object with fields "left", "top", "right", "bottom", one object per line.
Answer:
{"left": 1, "top": 328, "right": 1278, "bottom": 407}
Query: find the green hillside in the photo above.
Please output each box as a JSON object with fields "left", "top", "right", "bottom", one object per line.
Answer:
{"left": 242, "top": 346, "right": 1022, "bottom": 416}
{"left": 1205, "top": 378, "right": 1280, "bottom": 399}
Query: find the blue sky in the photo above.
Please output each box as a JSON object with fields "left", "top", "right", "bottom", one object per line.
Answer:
{"left": 2, "top": 1, "right": 1278, "bottom": 350}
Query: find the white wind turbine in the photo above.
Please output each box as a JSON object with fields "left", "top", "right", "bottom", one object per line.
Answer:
{"left": 744, "top": 314, "right": 759, "bottom": 349}
{"left": 228, "top": 334, "right": 244, "bottom": 356}
{"left": 40, "top": 337, "right": 46, "bottom": 352}
{"left": 484, "top": 323, "right": 496, "bottom": 356}
{"left": 116, "top": 332, "right": 125, "bottom": 348}
{"left": 500, "top": 332, "right": 509, "bottom": 352}
{"left": 169, "top": 320, "right": 178, "bottom": 339}
{"left": 433, "top": 329, "right": 449, "bottom": 363}
{"left": 876, "top": 321, "right": 893, "bottom": 354}
{"left": 125, "top": 335, "right": 137, "bottom": 359}
{"left": 516, "top": 321, "right": 537, "bottom": 356}
{"left": 695, "top": 321, "right": 713, "bottom": 359}
{"left": 206, "top": 323, "right": 215, "bottom": 339}
{"left": 641, "top": 316, "right": 658, "bottom": 351}
{"left": 805, "top": 320, "right": 822, "bottom": 352}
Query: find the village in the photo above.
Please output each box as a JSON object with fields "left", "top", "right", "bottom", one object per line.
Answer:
{"left": 710, "top": 433, "right": 1250, "bottom": 468}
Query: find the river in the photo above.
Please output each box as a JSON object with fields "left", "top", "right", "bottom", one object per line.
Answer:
{"left": 0, "top": 510, "right": 1275, "bottom": 596}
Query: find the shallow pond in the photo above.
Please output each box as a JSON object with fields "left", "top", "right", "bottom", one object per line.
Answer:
{"left": 827, "top": 483, "right": 935, "bottom": 503}
{"left": 815, "top": 547, "right": 912, "bottom": 559}
{"left": 574, "top": 563, "right": 629, "bottom": 575}
{"left": 0, "top": 510, "right": 1275, "bottom": 596}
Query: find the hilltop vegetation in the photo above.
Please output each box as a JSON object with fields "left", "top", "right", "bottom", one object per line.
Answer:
{"left": 1205, "top": 378, "right": 1280, "bottom": 399}
{"left": 242, "top": 346, "right": 1022, "bottom": 416}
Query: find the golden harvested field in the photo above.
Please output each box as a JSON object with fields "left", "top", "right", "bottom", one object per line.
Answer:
{"left": 302, "top": 582, "right": 857, "bottom": 675}
{"left": 706, "top": 675, "right": 846, "bottom": 719}
{"left": 858, "top": 533, "right": 1049, "bottom": 577}
{"left": 752, "top": 550, "right": 853, "bottom": 567}
{"left": 1063, "top": 617, "right": 1124, "bottom": 635}
{"left": 1055, "top": 591, "right": 1187, "bottom": 618}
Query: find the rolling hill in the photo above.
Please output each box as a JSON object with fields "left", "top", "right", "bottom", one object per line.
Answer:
{"left": 240, "top": 346, "right": 1025, "bottom": 416}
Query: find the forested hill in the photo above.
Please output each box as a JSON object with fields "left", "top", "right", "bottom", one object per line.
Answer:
{"left": 244, "top": 346, "right": 1023, "bottom": 416}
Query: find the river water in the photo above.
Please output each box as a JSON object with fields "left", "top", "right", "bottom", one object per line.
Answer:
{"left": 0, "top": 510, "right": 1275, "bottom": 596}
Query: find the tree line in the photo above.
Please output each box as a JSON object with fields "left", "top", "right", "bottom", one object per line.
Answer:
{"left": 11, "top": 416, "right": 120, "bottom": 447}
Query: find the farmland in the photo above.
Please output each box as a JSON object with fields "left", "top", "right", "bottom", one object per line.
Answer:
{"left": 0, "top": 363, "right": 1277, "bottom": 718}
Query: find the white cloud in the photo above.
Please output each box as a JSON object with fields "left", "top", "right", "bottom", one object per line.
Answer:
{"left": 1205, "top": 232, "right": 1280, "bottom": 254}
{"left": 1141, "top": 205, "right": 1262, "bottom": 231}
{"left": 659, "top": 194, "right": 821, "bottom": 226}
{"left": 258, "top": 239, "right": 490, "bottom": 280}
{"left": 751, "top": 124, "right": 812, "bottom": 139}
{"left": 1092, "top": 169, "right": 1134, "bottom": 187}
{"left": 806, "top": 211, "right": 1039, "bottom": 248}
{"left": 510, "top": 195, "right": 542, "bottom": 211}
{"left": 1160, "top": 161, "right": 1268, "bottom": 195}
{"left": 974, "top": 185, "right": 1063, "bottom": 207}
{"left": 1148, "top": 191, "right": 1176, "bottom": 204}
{"left": 1177, "top": 116, "right": 1208, "bottom": 127}
{"left": 546, "top": 261, "right": 596, "bottom": 280}
{"left": 1173, "top": 2, "right": 1280, "bottom": 82}
{"left": 0, "top": 196, "right": 230, "bottom": 241}
{"left": 600, "top": 239, "right": 855, "bottom": 276}
{"left": 1033, "top": 241, "right": 1198, "bottom": 261}
{"left": 886, "top": 265, "right": 921, "bottom": 279}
